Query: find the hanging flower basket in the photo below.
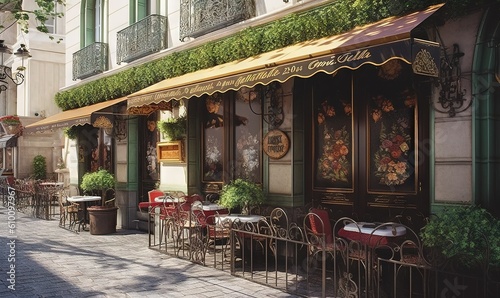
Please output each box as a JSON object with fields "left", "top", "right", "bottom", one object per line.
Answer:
{"left": 0, "top": 115, "right": 22, "bottom": 135}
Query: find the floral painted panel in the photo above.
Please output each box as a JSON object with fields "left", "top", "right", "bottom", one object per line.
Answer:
{"left": 368, "top": 89, "right": 417, "bottom": 193}
{"left": 203, "top": 94, "right": 224, "bottom": 182}
{"left": 235, "top": 88, "right": 261, "bottom": 182}
{"left": 145, "top": 114, "right": 159, "bottom": 181}
{"left": 314, "top": 73, "right": 353, "bottom": 190}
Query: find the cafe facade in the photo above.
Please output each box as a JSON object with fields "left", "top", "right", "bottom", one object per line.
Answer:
{"left": 127, "top": 5, "right": 443, "bottom": 227}
{"left": 25, "top": 0, "right": 500, "bottom": 229}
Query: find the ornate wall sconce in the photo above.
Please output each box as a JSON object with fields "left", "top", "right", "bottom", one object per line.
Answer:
{"left": 435, "top": 43, "right": 471, "bottom": 117}
{"left": 248, "top": 82, "right": 285, "bottom": 128}
{"left": 0, "top": 40, "right": 31, "bottom": 94}
{"left": 113, "top": 116, "right": 127, "bottom": 141}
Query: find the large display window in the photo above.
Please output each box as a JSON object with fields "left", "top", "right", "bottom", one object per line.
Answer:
{"left": 202, "top": 89, "right": 262, "bottom": 187}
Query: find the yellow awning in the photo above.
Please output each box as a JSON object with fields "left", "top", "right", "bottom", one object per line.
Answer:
{"left": 24, "top": 97, "right": 128, "bottom": 134}
{"left": 127, "top": 4, "right": 443, "bottom": 110}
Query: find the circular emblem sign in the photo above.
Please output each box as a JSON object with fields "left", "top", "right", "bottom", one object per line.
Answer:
{"left": 263, "top": 129, "right": 289, "bottom": 159}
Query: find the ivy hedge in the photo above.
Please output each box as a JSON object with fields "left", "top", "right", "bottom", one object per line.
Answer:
{"left": 55, "top": 0, "right": 499, "bottom": 111}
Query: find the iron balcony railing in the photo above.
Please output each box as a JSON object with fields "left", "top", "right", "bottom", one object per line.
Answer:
{"left": 180, "top": 0, "right": 255, "bottom": 41}
{"left": 72, "top": 42, "right": 109, "bottom": 80}
{"left": 116, "top": 14, "right": 168, "bottom": 65}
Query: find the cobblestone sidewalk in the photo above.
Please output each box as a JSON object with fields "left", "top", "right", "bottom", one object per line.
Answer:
{"left": 0, "top": 205, "right": 297, "bottom": 297}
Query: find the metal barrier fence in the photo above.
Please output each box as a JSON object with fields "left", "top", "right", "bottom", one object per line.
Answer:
{"left": 147, "top": 205, "right": 500, "bottom": 298}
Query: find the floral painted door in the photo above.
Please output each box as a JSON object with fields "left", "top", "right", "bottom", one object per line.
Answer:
{"left": 311, "top": 62, "right": 427, "bottom": 219}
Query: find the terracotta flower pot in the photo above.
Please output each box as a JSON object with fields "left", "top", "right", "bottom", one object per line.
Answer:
{"left": 87, "top": 206, "right": 118, "bottom": 235}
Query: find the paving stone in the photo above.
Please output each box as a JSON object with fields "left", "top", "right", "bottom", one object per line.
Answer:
{"left": 0, "top": 206, "right": 298, "bottom": 298}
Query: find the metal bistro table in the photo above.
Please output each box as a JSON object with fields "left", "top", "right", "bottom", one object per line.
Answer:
{"left": 201, "top": 202, "right": 229, "bottom": 217}
{"left": 337, "top": 222, "right": 407, "bottom": 297}
{"left": 216, "top": 214, "right": 267, "bottom": 265}
{"left": 145, "top": 195, "right": 186, "bottom": 247}
{"left": 67, "top": 196, "right": 101, "bottom": 231}
{"left": 216, "top": 214, "right": 264, "bottom": 224}
{"left": 37, "top": 181, "right": 65, "bottom": 220}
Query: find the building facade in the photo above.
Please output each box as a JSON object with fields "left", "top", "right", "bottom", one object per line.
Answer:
{"left": 0, "top": 1, "right": 66, "bottom": 179}
{"left": 24, "top": 0, "right": 500, "bottom": 230}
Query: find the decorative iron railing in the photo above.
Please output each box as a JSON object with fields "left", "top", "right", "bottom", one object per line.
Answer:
{"left": 116, "top": 14, "right": 168, "bottom": 65}
{"left": 72, "top": 42, "right": 109, "bottom": 80}
{"left": 179, "top": 0, "right": 255, "bottom": 41}
{"left": 146, "top": 202, "right": 500, "bottom": 298}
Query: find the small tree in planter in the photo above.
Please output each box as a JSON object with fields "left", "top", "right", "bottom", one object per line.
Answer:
{"left": 80, "top": 169, "right": 116, "bottom": 206}
{"left": 218, "top": 179, "right": 264, "bottom": 214}
{"left": 32, "top": 155, "right": 47, "bottom": 180}
{"left": 80, "top": 169, "right": 117, "bottom": 235}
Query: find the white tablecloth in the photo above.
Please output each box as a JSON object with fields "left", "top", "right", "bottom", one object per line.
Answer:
{"left": 67, "top": 196, "right": 102, "bottom": 203}
{"left": 217, "top": 214, "right": 264, "bottom": 223}
{"left": 343, "top": 222, "right": 406, "bottom": 237}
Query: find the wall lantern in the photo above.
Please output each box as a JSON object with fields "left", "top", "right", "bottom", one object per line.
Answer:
{"left": 0, "top": 40, "right": 31, "bottom": 94}
{"left": 245, "top": 82, "right": 285, "bottom": 128}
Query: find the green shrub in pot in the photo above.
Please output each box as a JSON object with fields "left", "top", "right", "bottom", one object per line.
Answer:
{"left": 218, "top": 179, "right": 264, "bottom": 214}
{"left": 420, "top": 205, "right": 500, "bottom": 268}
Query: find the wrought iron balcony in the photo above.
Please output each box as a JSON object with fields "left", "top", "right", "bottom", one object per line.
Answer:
{"left": 180, "top": 0, "right": 255, "bottom": 41}
{"left": 72, "top": 42, "right": 109, "bottom": 80}
{"left": 117, "top": 14, "right": 168, "bottom": 65}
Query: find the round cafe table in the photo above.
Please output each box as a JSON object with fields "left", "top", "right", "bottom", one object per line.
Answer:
{"left": 67, "top": 196, "right": 101, "bottom": 230}
{"left": 37, "top": 182, "right": 65, "bottom": 220}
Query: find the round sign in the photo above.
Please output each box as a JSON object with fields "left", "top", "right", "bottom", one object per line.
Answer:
{"left": 263, "top": 129, "right": 289, "bottom": 159}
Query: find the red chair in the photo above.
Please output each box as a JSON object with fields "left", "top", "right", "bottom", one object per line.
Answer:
{"left": 184, "top": 193, "right": 203, "bottom": 204}
{"left": 138, "top": 189, "right": 165, "bottom": 211}
{"left": 139, "top": 190, "right": 165, "bottom": 247}
{"left": 308, "top": 208, "right": 334, "bottom": 245}
{"left": 303, "top": 208, "right": 337, "bottom": 271}
{"left": 148, "top": 189, "right": 165, "bottom": 202}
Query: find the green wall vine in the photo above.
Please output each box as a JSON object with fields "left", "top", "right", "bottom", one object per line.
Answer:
{"left": 55, "top": 0, "right": 499, "bottom": 111}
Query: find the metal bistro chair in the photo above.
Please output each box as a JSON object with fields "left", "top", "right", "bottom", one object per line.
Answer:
{"left": 58, "top": 190, "right": 82, "bottom": 232}
{"left": 144, "top": 189, "right": 165, "bottom": 247}
{"left": 204, "top": 212, "right": 232, "bottom": 269}
{"left": 172, "top": 195, "right": 202, "bottom": 258}
{"left": 304, "top": 208, "right": 337, "bottom": 266}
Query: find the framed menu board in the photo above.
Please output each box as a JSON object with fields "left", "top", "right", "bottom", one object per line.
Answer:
{"left": 157, "top": 141, "right": 184, "bottom": 162}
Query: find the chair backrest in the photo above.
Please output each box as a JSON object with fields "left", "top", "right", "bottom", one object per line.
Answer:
{"left": 148, "top": 190, "right": 165, "bottom": 203}
{"left": 184, "top": 193, "right": 203, "bottom": 204}
{"left": 308, "top": 208, "right": 333, "bottom": 244}
{"left": 191, "top": 201, "right": 207, "bottom": 226}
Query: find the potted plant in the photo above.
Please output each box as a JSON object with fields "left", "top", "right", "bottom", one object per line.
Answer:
{"left": 80, "top": 169, "right": 118, "bottom": 235}
{"left": 420, "top": 205, "right": 500, "bottom": 270}
{"left": 218, "top": 179, "right": 264, "bottom": 214}
{"left": 32, "top": 155, "right": 47, "bottom": 180}
{"left": 157, "top": 115, "right": 187, "bottom": 141}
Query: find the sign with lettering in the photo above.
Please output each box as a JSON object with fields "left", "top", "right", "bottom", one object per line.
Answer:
{"left": 263, "top": 130, "right": 289, "bottom": 159}
{"left": 128, "top": 38, "right": 440, "bottom": 108}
